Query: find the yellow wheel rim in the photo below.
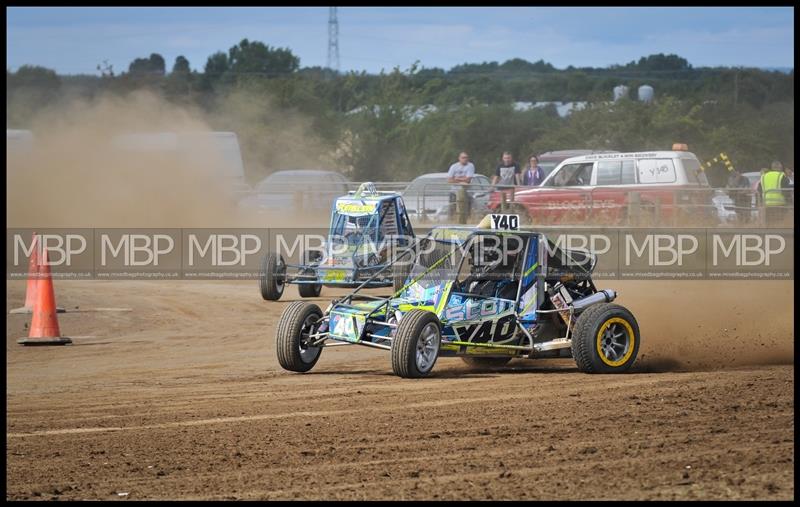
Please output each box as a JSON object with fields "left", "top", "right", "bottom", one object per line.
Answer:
{"left": 596, "top": 317, "right": 635, "bottom": 367}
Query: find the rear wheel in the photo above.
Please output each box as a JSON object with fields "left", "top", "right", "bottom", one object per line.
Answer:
{"left": 461, "top": 356, "right": 513, "bottom": 369}
{"left": 391, "top": 310, "right": 441, "bottom": 378}
{"left": 259, "top": 252, "right": 286, "bottom": 301}
{"left": 298, "top": 250, "right": 322, "bottom": 298}
{"left": 571, "top": 303, "right": 640, "bottom": 373}
{"left": 276, "top": 302, "right": 323, "bottom": 373}
{"left": 298, "top": 283, "right": 322, "bottom": 298}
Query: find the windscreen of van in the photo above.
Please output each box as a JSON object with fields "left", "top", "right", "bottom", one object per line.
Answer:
{"left": 681, "top": 158, "right": 709, "bottom": 186}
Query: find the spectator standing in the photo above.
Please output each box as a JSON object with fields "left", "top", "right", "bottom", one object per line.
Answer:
{"left": 727, "top": 169, "right": 753, "bottom": 224}
{"left": 756, "top": 160, "right": 793, "bottom": 225}
{"left": 521, "top": 155, "right": 546, "bottom": 186}
{"left": 447, "top": 151, "right": 476, "bottom": 184}
{"left": 492, "top": 151, "right": 520, "bottom": 200}
{"left": 784, "top": 166, "right": 794, "bottom": 187}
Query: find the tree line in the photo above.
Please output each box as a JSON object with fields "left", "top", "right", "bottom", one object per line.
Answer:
{"left": 7, "top": 40, "right": 794, "bottom": 187}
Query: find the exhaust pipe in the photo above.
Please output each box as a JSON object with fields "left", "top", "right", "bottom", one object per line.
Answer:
{"left": 572, "top": 289, "right": 616, "bottom": 312}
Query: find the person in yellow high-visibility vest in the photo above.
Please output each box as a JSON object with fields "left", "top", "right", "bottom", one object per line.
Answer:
{"left": 756, "top": 161, "right": 793, "bottom": 225}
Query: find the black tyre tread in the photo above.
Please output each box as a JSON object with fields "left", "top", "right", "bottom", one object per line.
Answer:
{"left": 571, "top": 302, "right": 639, "bottom": 374}
{"left": 298, "top": 250, "right": 322, "bottom": 298}
{"left": 276, "top": 301, "right": 322, "bottom": 373}
{"left": 461, "top": 356, "right": 513, "bottom": 369}
{"left": 391, "top": 310, "right": 440, "bottom": 378}
{"left": 259, "top": 252, "right": 284, "bottom": 301}
{"left": 298, "top": 283, "right": 322, "bottom": 298}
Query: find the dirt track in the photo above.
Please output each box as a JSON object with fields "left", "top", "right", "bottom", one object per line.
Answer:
{"left": 5, "top": 279, "right": 794, "bottom": 500}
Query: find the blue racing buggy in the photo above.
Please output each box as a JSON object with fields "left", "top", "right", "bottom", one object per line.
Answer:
{"left": 274, "top": 213, "right": 641, "bottom": 377}
{"left": 259, "top": 183, "right": 416, "bottom": 301}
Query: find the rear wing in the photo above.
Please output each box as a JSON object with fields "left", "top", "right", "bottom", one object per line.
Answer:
{"left": 346, "top": 190, "right": 402, "bottom": 196}
{"left": 346, "top": 181, "right": 402, "bottom": 198}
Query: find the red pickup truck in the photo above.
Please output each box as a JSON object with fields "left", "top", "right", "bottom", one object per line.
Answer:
{"left": 489, "top": 151, "right": 715, "bottom": 225}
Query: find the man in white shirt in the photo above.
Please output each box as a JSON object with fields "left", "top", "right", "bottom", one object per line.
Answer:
{"left": 447, "top": 152, "right": 476, "bottom": 184}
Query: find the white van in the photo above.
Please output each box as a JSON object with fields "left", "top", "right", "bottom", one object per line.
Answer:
{"left": 491, "top": 150, "right": 716, "bottom": 224}
{"left": 111, "top": 131, "right": 251, "bottom": 198}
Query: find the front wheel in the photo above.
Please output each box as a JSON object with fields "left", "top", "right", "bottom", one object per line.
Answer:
{"left": 391, "top": 310, "right": 441, "bottom": 378}
{"left": 259, "top": 252, "right": 286, "bottom": 301}
{"left": 571, "top": 303, "right": 640, "bottom": 373}
{"left": 276, "top": 302, "right": 323, "bottom": 373}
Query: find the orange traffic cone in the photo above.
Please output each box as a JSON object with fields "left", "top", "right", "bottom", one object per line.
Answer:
{"left": 10, "top": 233, "right": 65, "bottom": 315}
{"left": 10, "top": 233, "right": 40, "bottom": 314}
{"left": 24, "top": 233, "right": 40, "bottom": 308}
{"left": 17, "top": 248, "right": 72, "bottom": 346}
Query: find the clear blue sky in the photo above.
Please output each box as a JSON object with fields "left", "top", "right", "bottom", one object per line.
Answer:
{"left": 6, "top": 7, "right": 795, "bottom": 75}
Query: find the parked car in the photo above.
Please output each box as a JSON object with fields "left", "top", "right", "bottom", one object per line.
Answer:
{"left": 402, "top": 172, "right": 492, "bottom": 222}
{"left": 742, "top": 171, "right": 762, "bottom": 189}
{"left": 239, "top": 169, "right": 350, "bottom": 214}
{"left": 712, "top": 171, "right": 760, "bottom": 223}
{"left": 536, "top": 150, "right": 620, "bottom": 178}
{"left": 490, "top": 150, "right": 715, "bottom": 225}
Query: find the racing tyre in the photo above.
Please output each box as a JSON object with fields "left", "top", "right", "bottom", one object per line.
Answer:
{"left": 298, "top": 250, "right": 323, "bottom": 298}
{"left": 461, "top": 356, "right": 513, "bottom": 369}
{"left": 298, "top": 283, "right": 322, "bottom": 298}
{"left": 571, "top": 303, "right": 640, "bottom": 373}
{"left": 259, "top": 252, "right": 286, "bottom": 301}
{"left": 391, "top": 310, "right": 441, "bottom": 378}
{"left": 276, "top": 301, "right": 323, "bottom": 373}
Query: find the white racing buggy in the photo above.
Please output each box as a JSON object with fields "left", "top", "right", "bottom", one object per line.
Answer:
{"left": 275, "top": 213, "right": 641, "bottom": 378}
{"left": 259, "top": 183, "right": 416, "bottom": 301}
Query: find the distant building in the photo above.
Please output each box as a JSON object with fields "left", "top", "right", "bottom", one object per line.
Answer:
{"left": 638, "top": 85, "right": 654, "bottom": 103}
{"left": 613, "top": 85, "right": 629, "bottom": 102}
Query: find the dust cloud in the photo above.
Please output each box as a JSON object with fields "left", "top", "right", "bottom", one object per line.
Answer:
{"left": 6, "top": 89, "right": 339, "bottom": 229}
{"left": 209, "top": 89, "right": 337, "bottom": 184}
{"left": 7, "top": 91, "right": 241, "bottom": 228}
{"left": 613, "top": 280, "right": 795, "bottom": 371}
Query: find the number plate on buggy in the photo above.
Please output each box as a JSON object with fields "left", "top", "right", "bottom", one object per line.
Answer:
{"left": 323, "top": 269, "right": 347, "bottom": 282}
{"left": 328, "top": 312, "right": 363, "bottom": 342}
